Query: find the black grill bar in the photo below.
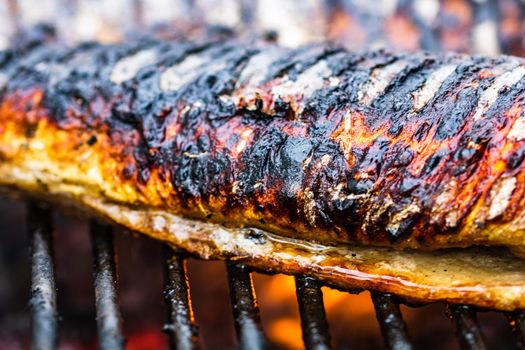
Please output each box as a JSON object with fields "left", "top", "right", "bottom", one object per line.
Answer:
{"left": 371, "top": 292, "right": 413, "bottom": 350}
{"left": 163, "top": 247, "right": 199, "bottom": 350}
{"left": 447, "top": 305, "right": 488, "bottom": 350}
{"left": 28, "top": 202, "right": 58, "bottom": 350}
{"left": 226, "top": 262, "right": 268, "bottom": 350}
{"left": 90, "top": 222, "right": 125, "bottom": 350}
{"left": 295, "top": 276, "right": 331, "bottom": 350}
{"left": 508, "top": 311, "right": 525, "bottom": 349}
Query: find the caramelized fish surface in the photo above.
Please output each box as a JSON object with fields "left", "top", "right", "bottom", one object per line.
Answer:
{"left": 1, "top": 39, "right": 525, "bottom": 309}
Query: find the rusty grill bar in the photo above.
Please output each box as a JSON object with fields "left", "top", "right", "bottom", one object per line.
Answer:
{"left": 26, "top": 203, "right": 522, "bottom": 350}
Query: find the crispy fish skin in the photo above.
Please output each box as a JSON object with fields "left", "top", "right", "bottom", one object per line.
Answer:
{"left": 1, "top": 39, "right": 525, "bottom": 251}
{"left": 3, "top": 39, "right": 525, "bottom": 309}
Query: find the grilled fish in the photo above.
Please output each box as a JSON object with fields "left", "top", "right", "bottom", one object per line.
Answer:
{"left": 1, "top": 38, "right": 525, "bottom": 310}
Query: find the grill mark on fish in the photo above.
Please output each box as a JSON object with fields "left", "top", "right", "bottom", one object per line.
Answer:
{"left": 111, "top": 49, "right": 158, "bottom": 84}
{"left": 359, "top": 58, "right": 411, "bottom": 105}
{"left": 472, "top": 64, "right": 525, "bottom": 121}
{"left": 412, "top": 63, "right": 457, "bottom": 111}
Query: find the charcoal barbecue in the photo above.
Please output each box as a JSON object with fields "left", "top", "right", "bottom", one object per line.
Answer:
{"left": 2, "top": 0, "right": 525, "bottom": 349}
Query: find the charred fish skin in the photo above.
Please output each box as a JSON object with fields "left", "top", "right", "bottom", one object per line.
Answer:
{"left": 1, "top": 38, "right": 525, "bottom": 250}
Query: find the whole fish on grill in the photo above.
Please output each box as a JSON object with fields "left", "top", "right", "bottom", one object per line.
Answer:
{"left": 2, "top": 38, "right": 525, "bottom": 310}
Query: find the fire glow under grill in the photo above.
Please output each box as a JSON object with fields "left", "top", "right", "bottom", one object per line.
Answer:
{"left": 25, "top": 200, "right": 525, "bottom": 350}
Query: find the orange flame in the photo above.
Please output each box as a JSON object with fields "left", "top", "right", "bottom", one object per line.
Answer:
{"left": 253, "top": 274, "right": 396, "bottom": 349}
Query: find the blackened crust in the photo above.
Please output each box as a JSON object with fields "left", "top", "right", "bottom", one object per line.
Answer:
{"left": 1, "top": 38, "right": 525, "bottom": 250}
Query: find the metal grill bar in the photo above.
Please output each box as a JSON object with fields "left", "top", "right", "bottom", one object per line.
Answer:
{"left": 447, "top": 305, "right": 488, "bottom": 350}
{"left": 90, "top": 222, "right": 125, "bottom": 350}
{"left": 28, "top": 202, "right": 58, "bottom": 350}
{"left": 508, "top": 311, "right": 525, "bottom": 350}
{"left": 295, "top": 276, "right": 331, "bottom": 350}
{"left": 163, "top": 247, "right": 199, "bottom": 350}
{"left": 371, "top": 292, "right": 412, "bottom": 350}
{"left": 226, "top": 262, "right": 268, "bottom": 350}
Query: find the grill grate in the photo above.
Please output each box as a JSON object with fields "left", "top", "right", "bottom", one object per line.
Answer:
{"left": 447, "top": 305, "right": 488, "bottom": 350}
{"left": 163, "top": 248, "right": 199, "bottom": 349}
{"left": 226, "top": 262, "right": 267, "bottom": 350}
{"left": 295, "top": 276, "right": 331, "bottom": 350}
{"left": 90, "top": 222, "right": 125, "bottom": 350}
{"left": 370, "top": 292, "right": 412, "bottom": 350}
{"left": 28, "top": 203, "right": 58, "bottom": 350}
{"left": 26, "top": 202, "right": 518, "bottom": 350}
